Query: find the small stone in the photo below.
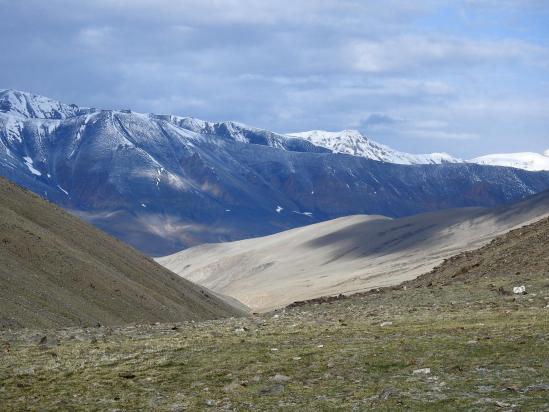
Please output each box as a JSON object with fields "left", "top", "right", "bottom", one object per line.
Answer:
{"left": 513, "top": 285, "right": 526, "bottom": 294}
{"left": 378, "top": 387, "right": 396, "bottom": 400}
{"left": 380, "top": 321, "right": 393, "bottom": 327}
{"left": 477, "top": 385, "right": 493, "bottom": 393}
{"left": 525, "top": 383, "right": 549, "bottom": 392}
{"left": 271, "top": 374, "right": 290, "bottom": 383}
{"left": 204, "top": 399, "right": 215, "bottom": 407}
{"left": 223, "top": 382, "right": 241, "bottom": 393}
{"left": 259, "top": 384, "right": 284, "bottom": 395}
{"left": 413, "top": 368, "right": 431, "bottom": 375}
{"left": 39, "top": 335, "right": 59, "bottom": 347}
{"left": 467, "top": 340, "right": 478, "bottom": 345}
{"left": 495, "top": 400, "right": 511, "bottom": 408}
{"left": 40, "top": 336, "right": 59, "bottom": 348}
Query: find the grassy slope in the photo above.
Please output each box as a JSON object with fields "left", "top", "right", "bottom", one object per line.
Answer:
{"left": 1, "top": 218, "right": 548, "bottom": 410}
{"left": 0, "top": 177, "right": 245, "bottom": 329}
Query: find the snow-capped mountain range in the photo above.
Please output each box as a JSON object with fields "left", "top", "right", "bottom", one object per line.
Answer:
{"left": 2, "top": 88, "right": 546, "bottom": 170}
{"left": 1, "top": 89, "right": 549, "bottom": 255}
{"left": 287, "top": 129, "right": 549, "bottom": 171}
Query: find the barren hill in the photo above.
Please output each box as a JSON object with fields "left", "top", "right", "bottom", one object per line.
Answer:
{"left": 159, "top": 191, "right": 549, "bottom": 311}
{"left": 408, "top": 214, "right": 549, "bottom": 288}
{"left": 0, "top": 177, "right": 246, "bottom": 329}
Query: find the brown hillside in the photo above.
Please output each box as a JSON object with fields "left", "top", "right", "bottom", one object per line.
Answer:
{"left": 408, "top": 215, "right": 549, "bottom": 288}
{"left": 0, "top": 177, "right": 246, "bottom": 329}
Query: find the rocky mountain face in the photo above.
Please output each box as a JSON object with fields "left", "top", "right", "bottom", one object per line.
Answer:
{"left": 2, "top": 89, "right": 549, "bottom": 255}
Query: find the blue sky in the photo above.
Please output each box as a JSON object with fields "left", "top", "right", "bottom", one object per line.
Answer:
{"left": 1, "top": 0, "right": 548, "bottom": 158}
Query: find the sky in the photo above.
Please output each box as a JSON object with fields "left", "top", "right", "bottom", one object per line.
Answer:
{"left": 0, "top": 0, "right": 548, "bottom": 158}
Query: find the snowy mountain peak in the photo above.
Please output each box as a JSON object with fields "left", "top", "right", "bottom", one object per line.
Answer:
{"left": 287, "top": 129, "right": 461, "bottom": 165}
{"left": 0, "top": 89, "right": 80, "bottom": 120}
{"left": 470, "top": 152, "right": 549, "bottom": 171}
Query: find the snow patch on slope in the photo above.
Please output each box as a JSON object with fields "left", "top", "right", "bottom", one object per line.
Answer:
{"left": 23, "top": 156, "right": 41, "bottom": 176}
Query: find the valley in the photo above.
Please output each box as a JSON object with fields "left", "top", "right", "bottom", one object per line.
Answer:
{"left": 159, "top": 190, "right": 549, "bottom": 311}
{"left": 2, "top": 217, "right": 548, "bottom": 410}
{"left": 2, "top": 2, "right": 548, "bottom": 410}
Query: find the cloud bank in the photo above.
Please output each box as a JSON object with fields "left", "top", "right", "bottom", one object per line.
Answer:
{"left": 0, "top": 0, "right": 548, "bottom": 157}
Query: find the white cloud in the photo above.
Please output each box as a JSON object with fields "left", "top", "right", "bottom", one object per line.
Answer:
{"left": 350, "top": 35, "right": 548, "bottom": 73}
{"left": 1, "top": 0, "right": 548, "bottom": 157}
{"left": 405, "top": 130, "right": 479, "bottom": 140}
{"left": 77, "top": 27, "right": 113, "bottom": 48}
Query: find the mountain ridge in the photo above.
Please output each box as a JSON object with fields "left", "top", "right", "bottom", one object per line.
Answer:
{"left": 3, "top": 88, "right": 546, "bottom": 169}
{"left": 2, "top": 89, "right": 549, "bottom": 255}
{"left": 287, "top": 129, "right": 462, "bottom": 165}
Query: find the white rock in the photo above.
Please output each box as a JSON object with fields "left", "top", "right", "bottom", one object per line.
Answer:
{"left": 413, "top": 368, "right": 431, "bottom": 375}
{"left": 271, "top": 374, "right": 290, "bottom": 383}
{"left": 380, "top": 321, "right": 393, "bottom": 327}
{"left": 513, "top": 285, "right": 526, "bottom": 294}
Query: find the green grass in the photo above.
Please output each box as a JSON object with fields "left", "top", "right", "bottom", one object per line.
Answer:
{"left": 1, "top": 273, "right": 549, "bottom": 411}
